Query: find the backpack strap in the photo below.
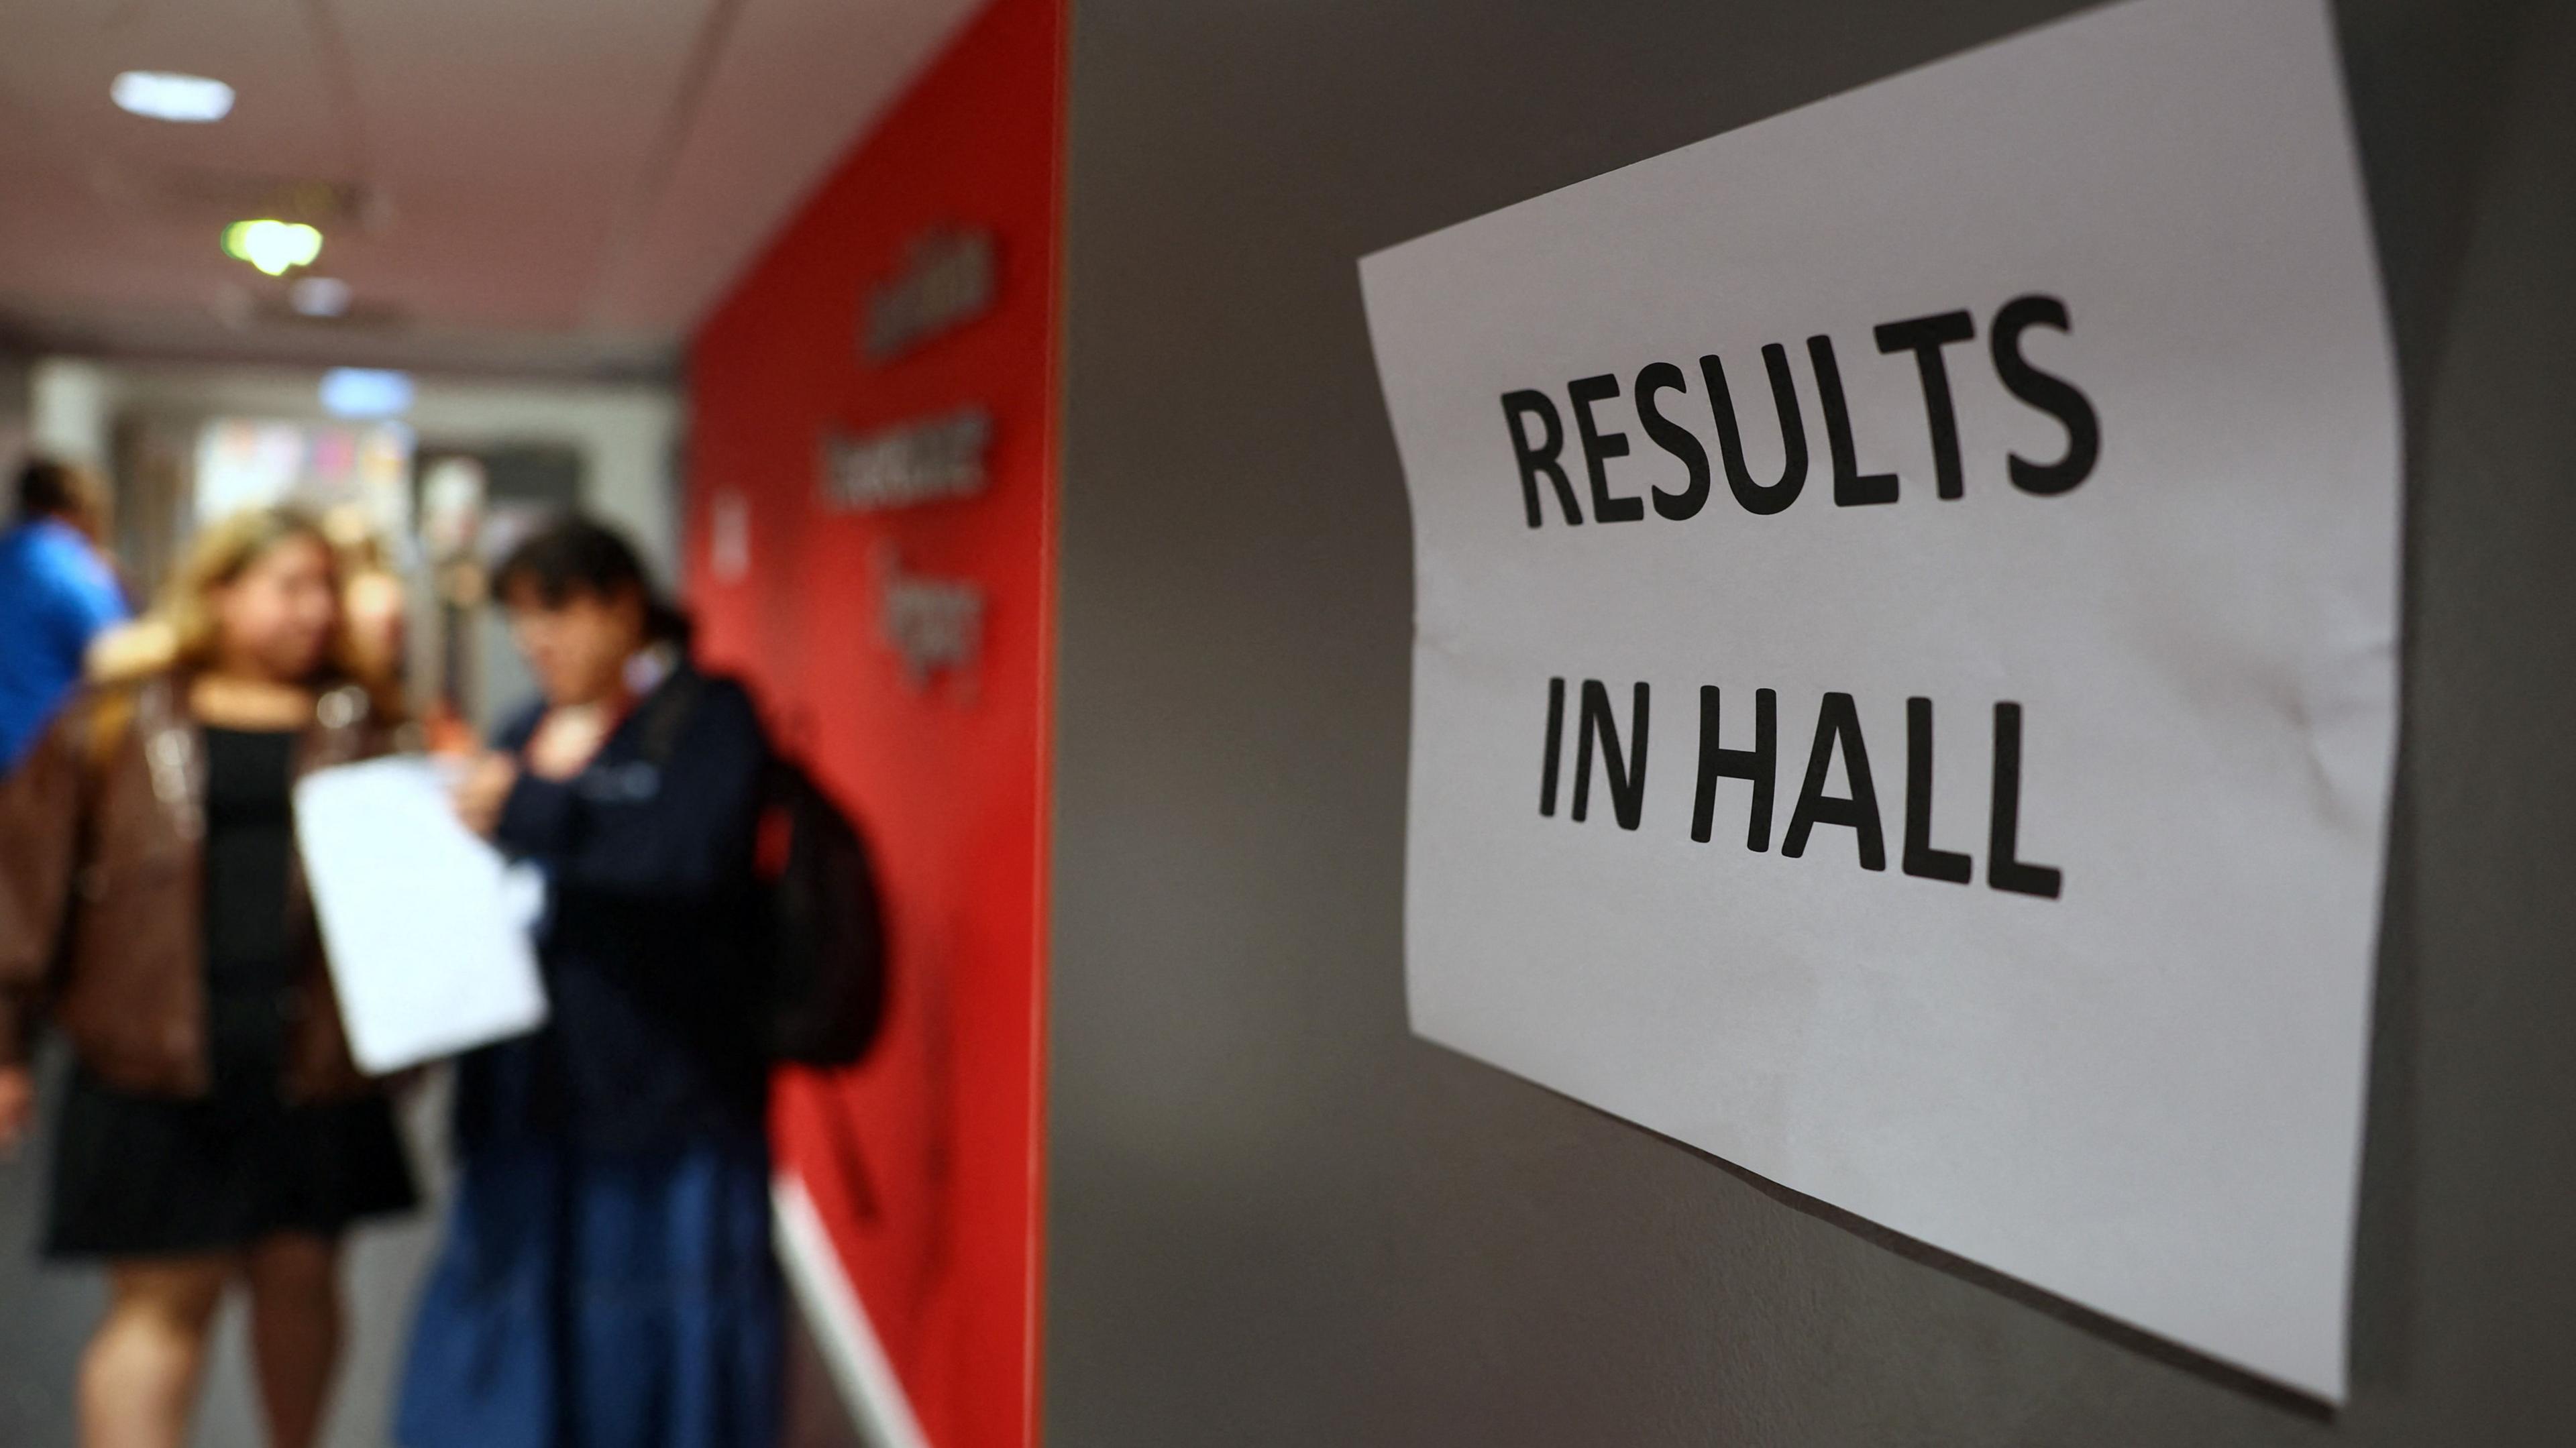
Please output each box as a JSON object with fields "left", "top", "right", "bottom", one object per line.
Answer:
{"left": 633, "top": 668, "right": 706, "bottom": 771}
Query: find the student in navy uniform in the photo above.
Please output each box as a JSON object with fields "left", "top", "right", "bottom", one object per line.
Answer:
{"left": 400, "top": 516, "right": 782, "bottom": 1448}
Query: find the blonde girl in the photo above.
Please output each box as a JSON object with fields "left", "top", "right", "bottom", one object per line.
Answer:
{"left": 0, "top": 506, "right": 419, "bottom": 1448}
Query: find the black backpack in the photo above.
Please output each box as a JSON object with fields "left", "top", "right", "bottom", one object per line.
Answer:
{"left": 639, "top": 671, "right": 889, "bottom": 1068}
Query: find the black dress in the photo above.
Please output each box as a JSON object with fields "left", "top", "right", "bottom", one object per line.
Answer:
{"left": 44, "top": 726, "right": 419, "bottom": 1258}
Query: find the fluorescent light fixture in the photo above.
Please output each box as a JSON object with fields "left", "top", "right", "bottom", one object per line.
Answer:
{"left": 112, "top": 70, "right": 234, "bottom": 123}
{"left": 319, "top": 368, "right": 413, "bottom": 419}
{"left": 290, "top": 276, "right": 353, "bottom": 317}
{"left": 222, "top": 219, "right": 323, "bottom": 276}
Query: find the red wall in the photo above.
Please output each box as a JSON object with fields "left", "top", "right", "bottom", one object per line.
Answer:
{"left": 683, "top": 2, "right": 1059, "bottom": 1443}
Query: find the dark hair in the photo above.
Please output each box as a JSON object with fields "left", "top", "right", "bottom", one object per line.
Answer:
{"left": 493, "top": 515, "right": 691, "bottom": 646}
{"left": 16, "top": 457, "right": 99, "bottom": 523}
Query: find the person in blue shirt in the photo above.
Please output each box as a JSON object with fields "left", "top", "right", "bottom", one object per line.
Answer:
{"left": 0, "top": 458, "right": 129, "bottom": 768}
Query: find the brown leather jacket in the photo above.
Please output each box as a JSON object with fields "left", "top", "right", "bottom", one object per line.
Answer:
{"left": 0, "top": 671, "right": 394, "bottom": 1101}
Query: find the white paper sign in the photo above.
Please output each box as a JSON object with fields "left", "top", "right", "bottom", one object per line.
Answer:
{"left": 294, "top": 757, "right": 549, "bottom": 1074}
{"left": 1358, "top": 0, "right": 2396, "bottom": 1401}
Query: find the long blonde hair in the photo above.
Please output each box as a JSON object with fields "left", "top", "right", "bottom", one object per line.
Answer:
{"left": 95, "top": 505, "right": 404, "bottom": 718}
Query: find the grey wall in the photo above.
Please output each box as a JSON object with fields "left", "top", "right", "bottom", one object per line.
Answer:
{"left": 1046, "top": 1, "right": 2576, "bottom": 1443}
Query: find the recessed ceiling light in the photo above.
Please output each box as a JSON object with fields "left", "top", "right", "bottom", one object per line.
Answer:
{"left": 290, "top": 276, "right": 353, "bottom": 317}
{"left": 111, "top": 70, "right": 234, "bottom": 123}
{"left": 320, "top": 368, "right": 413, "bottom": 419}
{"left": 222, "top": 219, "right": 323, "bottom": 276}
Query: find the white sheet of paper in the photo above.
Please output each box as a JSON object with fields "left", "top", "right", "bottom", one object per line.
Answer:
{"left": 1358, "top": 0, "right": 2396, "bottom": 1401}
{"left": 294, "top": 757, "right": 548, "bottom": 1074}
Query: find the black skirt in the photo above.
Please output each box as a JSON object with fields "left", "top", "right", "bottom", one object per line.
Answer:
{"left": 42, "top": 724, "right": 417, "bottom": 1258}
{"left": 42, "top": 1053, "right": 419, "bottom": 1258}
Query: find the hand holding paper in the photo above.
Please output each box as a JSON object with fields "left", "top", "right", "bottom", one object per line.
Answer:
{"left": 450, "top": 752, "right": 519, "bottom": 838}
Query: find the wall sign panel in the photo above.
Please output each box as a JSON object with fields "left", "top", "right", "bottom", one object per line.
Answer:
{"left": 1358, "top": 0, "right": 2398, "bottom": 1401}
{"left": 865, "top": 227, "right": 998, "bottom": 362}
{"left": 820, "top": 407, "right": 993, "bottom": 512}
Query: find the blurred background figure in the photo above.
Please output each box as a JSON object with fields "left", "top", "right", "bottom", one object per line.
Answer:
{"left": 0, "top": 457, "right": 128, "bottom": 769}
{"left": 0, "top": 506, "right": 419, "bottom": 1448}
{"left": 399, "top": 516, "right": 782, "bottom": 1448}
{"left": 326, "top": 512, "right": 409, "bottom": 690}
